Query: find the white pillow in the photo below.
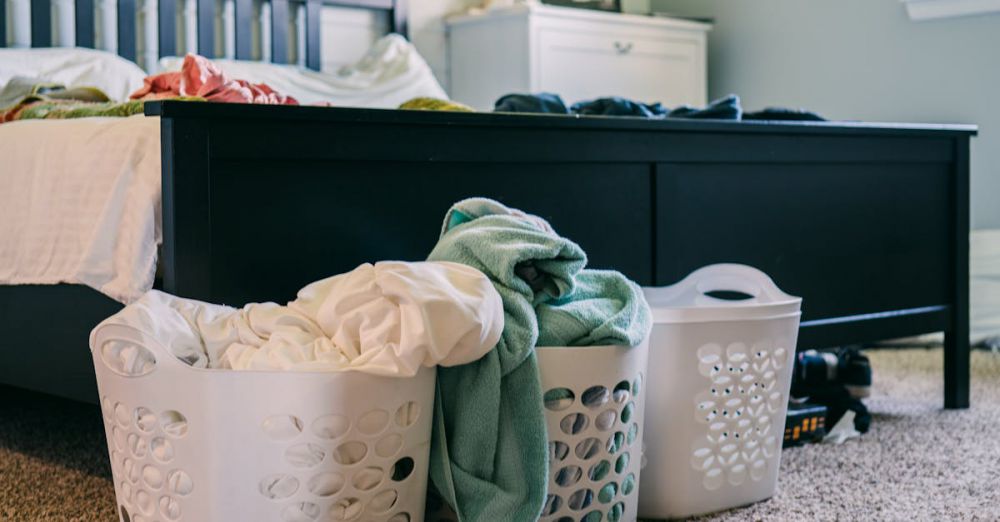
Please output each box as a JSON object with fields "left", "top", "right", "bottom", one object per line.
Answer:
{"left": 0, "top": 47, "right": 147, "bottom": 101}
{"left": 158, "top": 34, "right": 447, "bottom": 108}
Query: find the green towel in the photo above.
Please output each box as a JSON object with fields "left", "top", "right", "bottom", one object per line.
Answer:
{"left": 426, "top": 198, "right": 651, "bottom": 522}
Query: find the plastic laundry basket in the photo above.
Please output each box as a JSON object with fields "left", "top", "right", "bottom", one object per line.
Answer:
{"left": 638, "top": 264, "right": 802, "bottom": 519}
{"left": 91, "top": 323, "right": 435, "bottom": 522}
{"left": 536, "top": 340, "right": 649, "bottom": 522}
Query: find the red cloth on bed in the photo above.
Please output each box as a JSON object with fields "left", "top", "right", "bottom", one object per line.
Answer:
{"left": 130, "top": 54, "right": 298, "bottom": 105}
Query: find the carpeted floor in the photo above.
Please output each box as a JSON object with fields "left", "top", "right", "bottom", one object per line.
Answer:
{"left": 2, "top": 348, "right": 1000, "bottom": 521}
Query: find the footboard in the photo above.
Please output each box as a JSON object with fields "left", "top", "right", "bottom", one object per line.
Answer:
{"left": 149, "top": 101, "right": 976, "bottom": 407}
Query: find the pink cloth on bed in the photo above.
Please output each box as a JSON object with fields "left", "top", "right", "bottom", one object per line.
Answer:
{"left": 130, "top": 54, "right": 298, "bottom": 105}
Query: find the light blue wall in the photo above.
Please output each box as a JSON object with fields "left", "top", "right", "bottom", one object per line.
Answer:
{"left": 651, "top": 0, "right": 1000, "bottom": 229}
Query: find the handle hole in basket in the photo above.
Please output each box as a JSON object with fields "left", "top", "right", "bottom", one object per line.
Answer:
{"left": 101, "top": 340, "right": 156, "bottom": 377}
{"left": 703, "top": 290, "right": 755, "bottom": 301}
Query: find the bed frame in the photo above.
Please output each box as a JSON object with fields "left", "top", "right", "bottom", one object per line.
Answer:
{"left": 0, "top": 0, "right": 406, "bottom": 70}
{"left": 0, "top": 0, "right": 977, "bottom": 411}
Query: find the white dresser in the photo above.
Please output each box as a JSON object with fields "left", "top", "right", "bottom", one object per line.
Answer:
{"left": 446, "top": 4, "right": 711, "bottom": 111}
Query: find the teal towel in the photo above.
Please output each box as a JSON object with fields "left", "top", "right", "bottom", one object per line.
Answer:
{"left": 426, "top": 198, "right": 651, "bottom": 522}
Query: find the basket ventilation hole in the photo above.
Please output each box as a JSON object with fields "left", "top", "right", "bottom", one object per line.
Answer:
{"left": 368, "top": 488, "right": 399, "bottom": 514}
{"left": 588, "top": 460, "right": 610, "bottom": 481}
{"left": 556, "top": 518, "right": 574, "bottom": 522}
{"left": 102, "top": 396, "right": 113, "bottom": 422}
{"left": 387, "top": 513, "right": 410, "bottom": 522}
{"left": 123, "top": 457, "right": 140, "bottom": 483}
{"left": 141, "top": 465, "right": 163, "bottom": 489}
{"left": 627, "top": 423, "right": 638, "bottom": 445}
{"left": 621, "top": 473, "right": 636, "bottom": 495}
{"left": 312, "top": 415, "right": 350, "bottom": 440}
{"left": 542, "top": 494, "right": 563, "bottom": 516}
{"left": 581, "top": 386, "right": 609, "bottom": 409}
{"left": 307, "top": 472, "right": 344, "bottom": 497}
{"left": 608, "top": 501, "right": 625, "bottom": 522}
{"left": 282, "top": 502, "right": 321, "bottom": 522}
{"left": 333, "top": 441, "right": 367, "bottom": 466}
{"left": 375, "top": 433, "right": 403, "bottom": 458}
{"left": 135, "top": 489, "right": 153, "bottom": 514}
{"left": 119, "top": 481, "right": 133, "bottom": 503}
{"left": 358, "top": 409, "right": 390, "bottom": 436}
{"left": 115, "top": 403, "right": 130, "bottom": 428}
{"left": 549, "top": 441, "right": 569, "bottom": 462}
{"left": 119, "top": 505, "right": 131, "bottom": 522}
{"left": 352, "top": 466, "right": 384, "bottom": 491}
{"left": 285, "top": 443, "right": 326, "bottom": 468}
{"left": 262, "top": 415, "right": 303, "bottom": 441}
{"left": 575, "top": 438, "right": 601, "bottom": 460}
{"left": 134, "top": 407, "right": 157, "bottom": 433}
{"left": 560, "top": 413, "right": 589, "bottom": 435}
{"left": 544, "top": 388, "right": 575, "bottom": 411}
{"left": 620, "top": 402, "right": 634, "bottom": 424}
{"left": 259, "top": 474, "right": 300, "bottom": 499}
{"left": 595, "top": 410, "right": 617, "bottom": 432}
{"left": 615, "top": 452, "right": 630, "bottom": 474}
{"left": 159, "top": 495, "right": 181, "bottom": 520}
{"left": 394, "top": 402, "right": 421, "bottom": 429}
{"left": 555, "top": 465, "right": 582, "bottom": 487}
{"left": 568, "top": 488, "right": 594, "bottom": 511}
{"left": 102, "top": 340, "right": 156, "bottom": 377}
{"left": 606, "top": 432, "right": 624, "bottom": 454}
{"left": 166, "top": 469, "right": 193, "bottom": 496}
{"left": 150, "top": 437, "right": 173, "bottom": 462}
{"left": 391, "top": 457, "right": 415, "bottom": 482}
{"left": 127, "top": 433, "right": 148, "bottom": 459}
{"left": 159, "top": 411, "right": 188, "bottom": 438}
{"left": 597, "top": 481, "right": 618, "bottom": 504}
{"left": 612, "top": 381, "right": 630, "bottom": 404}
{"left": 329, "top": 497, "right": 362, "bottom": 521}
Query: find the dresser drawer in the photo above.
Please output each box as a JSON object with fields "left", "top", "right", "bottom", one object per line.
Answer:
{"left": 535, "top": 26, "right": 705, "bottom": 107}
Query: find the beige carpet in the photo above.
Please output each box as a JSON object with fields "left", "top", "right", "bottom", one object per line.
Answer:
{"left": 2, "top": 348, "right": 1000, "bottom": 521}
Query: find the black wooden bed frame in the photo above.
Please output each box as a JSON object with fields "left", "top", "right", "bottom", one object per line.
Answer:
{"left": 0, "top": 0, "right": 407, "bottom": 71}
{"left": 0, "top": 0, "right": 977, "bottom": 411}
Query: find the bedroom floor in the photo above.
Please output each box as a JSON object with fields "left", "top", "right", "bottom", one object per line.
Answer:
{"left": 2, "top": 348, "right": 999, "bottom": 522}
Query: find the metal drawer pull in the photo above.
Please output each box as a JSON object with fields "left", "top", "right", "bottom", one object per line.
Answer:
{"left": 613, "top": 41, "right": 634, "bottom": 54}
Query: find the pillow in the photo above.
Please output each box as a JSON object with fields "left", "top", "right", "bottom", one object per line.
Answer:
{"left": 158, "top": 34, "right": 447, "bottom": 108}
{"left": 0, "top": 47, "right": 147, "bottom": 101}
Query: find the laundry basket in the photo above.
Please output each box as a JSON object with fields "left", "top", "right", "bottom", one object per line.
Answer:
{"left": 638, "top": 264, "right": 801, "bottom": 519}
{"left": 91, "top": 323, "right": 435, "bottom": 522}
{"left": 536, "top": 340, "right": 649, "bottom": 522}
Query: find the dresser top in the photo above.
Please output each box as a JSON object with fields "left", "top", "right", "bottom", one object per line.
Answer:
{"left": 446, "top": 3, "right": 713, "bottom": 32}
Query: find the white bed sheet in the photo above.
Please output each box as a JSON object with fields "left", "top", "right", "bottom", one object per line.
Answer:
{"left": 0, "top": 115, "right": 161, "bottom": 303}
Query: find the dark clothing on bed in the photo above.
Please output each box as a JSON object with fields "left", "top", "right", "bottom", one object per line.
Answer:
{"left": 494, "top": 92, "right": 570, "bottom": 114}
{"left": 493, "top": 92, "right": 824, "bottom": 122}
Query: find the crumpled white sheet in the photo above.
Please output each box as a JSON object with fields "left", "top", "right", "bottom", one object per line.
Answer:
{"left": 91, "top": 261, "right": 504, "bottom": 376}
{"left": 157, "top": 34, "right": 447, "bottom": 108}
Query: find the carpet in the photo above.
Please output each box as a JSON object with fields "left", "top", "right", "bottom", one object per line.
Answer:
{"left": 2, "top": 348, "right": 999, "bottom": 521}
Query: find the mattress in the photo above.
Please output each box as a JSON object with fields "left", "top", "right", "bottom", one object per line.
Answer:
{"left": 0, "top": 115, "right": 161, "bottom": 303}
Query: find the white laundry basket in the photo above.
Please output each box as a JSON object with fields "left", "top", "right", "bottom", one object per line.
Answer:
{"left": 638, "top": 264, "right": 801, "bottom": 520}
{"left": 91, "top": 323, "right": 435, "bottom": 522}
{"left": 536, "top": 340, "right": 649, "bottom": 522}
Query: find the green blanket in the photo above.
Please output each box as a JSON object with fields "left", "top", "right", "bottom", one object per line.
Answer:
{"left": 0, "top": 76, "right": 185, "bottom": 123}
{"left": 426, "top": 198, "right": 651, "bottom": 522}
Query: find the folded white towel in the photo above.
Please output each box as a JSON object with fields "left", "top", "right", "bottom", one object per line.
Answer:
{"left": 91, "top": 261, "right": 504, "bottom": 376}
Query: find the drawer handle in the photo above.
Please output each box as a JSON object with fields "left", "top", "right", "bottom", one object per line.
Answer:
{"left": 613, "top": 41, "right": 634, "bottom": 55}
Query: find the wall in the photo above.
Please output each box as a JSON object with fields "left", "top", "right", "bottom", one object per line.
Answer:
{"left": 650, "top": 0, "right": 1000, "bottom": 229}
{"left": 408, "top": 0, "right": 482, "bottom": 91}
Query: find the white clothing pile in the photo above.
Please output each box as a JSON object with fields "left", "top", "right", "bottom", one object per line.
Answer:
{"left": 91, "top": 261, "right": 504, "bottom": 376}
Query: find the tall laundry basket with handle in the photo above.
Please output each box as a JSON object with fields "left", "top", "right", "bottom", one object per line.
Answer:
{"left": 536, "top": 340, "right": 650, "bottom": 522}
{"left": 91, "top": 323, "right": 434, "bottom": 522}
{"left": 638, "top": 264, "right": 802, "bottom": 519}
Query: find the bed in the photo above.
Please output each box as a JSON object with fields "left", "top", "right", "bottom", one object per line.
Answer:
{"left": 0, "top": 0, "right": 977, "bottom": 409}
